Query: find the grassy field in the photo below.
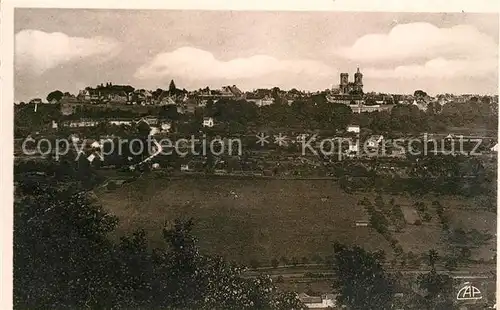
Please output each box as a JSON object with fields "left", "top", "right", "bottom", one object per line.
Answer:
{"left": 96, "top": 176, "right": 496, "bottom": 265}
{"left": 97, "top": 177, "right": 391, "bottom": 264}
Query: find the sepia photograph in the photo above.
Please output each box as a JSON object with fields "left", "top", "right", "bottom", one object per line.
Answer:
{"left": 6, "top": 2, "right": 499, "bottom": 309}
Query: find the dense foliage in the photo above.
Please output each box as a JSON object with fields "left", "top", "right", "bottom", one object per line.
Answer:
{"left": 15, "top": 92, "right": 498, "bottom": 138}
{"left": 331, "top": 243, "right": 395, "bottom": 310}
{"left": 14, "top": 176, "right": 305, "bottom": 309}
{"left": 330, "top": 245, "right": 461, "bottom": 310}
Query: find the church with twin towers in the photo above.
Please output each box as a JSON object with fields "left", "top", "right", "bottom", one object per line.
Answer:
{"left": 338, "top": 68, "right": 364, "bottom": 95}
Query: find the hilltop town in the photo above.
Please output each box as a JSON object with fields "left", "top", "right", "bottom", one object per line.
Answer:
{"left": 23, "top": 68, "right": 499, "bottom": 113}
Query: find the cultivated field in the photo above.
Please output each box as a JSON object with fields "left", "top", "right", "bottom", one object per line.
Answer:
{"left": 96, "top": 176, "right": 496, "bottom": 265}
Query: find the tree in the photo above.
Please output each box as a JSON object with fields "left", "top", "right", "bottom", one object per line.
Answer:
{"left": 331, "top": 243, "right": 395, "bottom": 310}
{"left": 136, "top": 121, "right": 151, "bottom": 138}
{"left": 417, "top": 266, "right": 454, "bottom": 309}
{"left": 14, "top": 184, "right": 119, "bottom": 308}
{"left": 160, "top": 105, "right": 179, "bottom": 120}
{"left": 152, "top": 88, "right": 163, "bottom": 99}
{"left": 280, "top": 256, "right": 289, "bottom": 265}
{"left": 365, "top": 98, "right": 377, "bottom": 105}
{"left": 427, "top": 102, "right": 442, "bottom": 115}
{"left": 46, "top": 90, "right": 64, "bottom": 102}
{"left": 369, "top": 209, "right": 389, "bottom": 236}
{"left": 158, "top": 218, "right": 306, "bottom": 309}
{"left": 414, "top": 90, "right": 428, "bottom": 98}
{"left": 169, "top": 79, "right": 177, "bottom": 94}
{"left": 427, "top": 249, "right": 439, "bottom": 268}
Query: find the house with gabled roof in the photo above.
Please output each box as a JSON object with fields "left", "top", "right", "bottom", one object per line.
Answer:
{"left": 109, "top": 118, "right": 134, "bottom": 126}
{"left": 160, "top": 96, "right": 176, "bottom": 106}
{"left": 138, "top": 116, "right": 159, "bottom": 126}
{"left": 202, "top": 117, "right": 215, "bottom": 128}
{"left": 366, "top": 135, "right": 384, "bottom": 148}
{"left": 246, "top": 93, "right": 274, "bottom": 107}
{"left": 298, "top": 293, "right": 336, "bottom": 309}
{"left": 346, "top": 124, "right": 360, "bottom": 134}
{"left": 221, "top": 85, "right": 243, "bottom": 99}
{"left": 62, "top": 119, "right": 100, "bottom": 128}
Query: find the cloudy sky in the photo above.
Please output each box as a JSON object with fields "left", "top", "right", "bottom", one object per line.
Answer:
{"left": 14, "top": 9, "right": 499, "bottom": 102}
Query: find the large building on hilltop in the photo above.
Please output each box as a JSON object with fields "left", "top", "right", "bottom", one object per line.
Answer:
{"left": 328, "top": 67, "right": 393, "bottom": 113}
{"left": 338, "top": 68, "right": 363, "bottom": 95}
{"left": 77, "top": 83, "right": 135, "bottom": 103}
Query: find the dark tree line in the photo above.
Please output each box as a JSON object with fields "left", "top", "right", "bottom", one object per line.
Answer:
{"left": 332, "top": 245, "right": 462, "bottom": 310}
{"left": 16, "top": 90, "right": 498, "bottom": 139}
{"left": 339, "top": 154, "right": 495, "bottom": 197}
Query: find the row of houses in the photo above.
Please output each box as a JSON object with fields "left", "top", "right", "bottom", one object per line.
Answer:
{"left": 53, "top": 116, "right": 216, "bottom": 130}
{"left": 77, "top": 83, "right": 136, "bottom": 104}
{"left": 298, "top": 293, "right": 336, "bottom": 309}
{"left": 53, "top": 84, "right": 312, "bottom": 108}
{"left": 194, "top": 85, "right": 244, "bottom": 101}
{"left": 76, "top": 83, "right": 248, "bottom": 106}
{"left": 326, "top": 94, "right": 394, "bottom": 113}
{"left": 326, "top": 92, "right": 498, "bottom": 113}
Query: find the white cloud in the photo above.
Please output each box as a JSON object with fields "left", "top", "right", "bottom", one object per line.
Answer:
{"left": 134, "top": 47, "right": 333, "bottom": 81}
{"left": 339, "top": 22, "right": 498, "bottom": 80}
{"left": 337, "top": 22, "right": 498, "bottom": 62}
{"left": 15, "top": 29, "right": 121, "bottom": 74}
{"left": 364, "top": 57, "right": 497, "bottom": 79}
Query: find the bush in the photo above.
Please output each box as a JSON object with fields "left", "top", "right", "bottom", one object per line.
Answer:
{"left": 436, "top": 204, "right": 444, "bottom": 217}
{"left": 414, "top": 201, "right": 426, "bottom": 213}
{"left": 249, "top": 259, "right": 260, "bottom": 269}
{"left": 391, "top": 204, "right": 404, "bottom": 221}
{"left": 359, "top": 197, "right": 371, "bottom": 206}
{"left": 271, "top": 258, "right": 279, "bottom": 268}
{"left": 394, "top": 245, "right": 404, "bottom": 256}
{"left": 106, "top": 181, "right": 117, "bottom": 190}
{"left": 444, "top": 256, "right": 458, "bottom": 270}
{"left": 280, "top": 256, "right": 289, "bottom": 265}
{"left": 369, "top": 210, "right": 389, "bottom": 235}
{"left": 459, "top": 247, "right": 472, "bottom": 261}
{"left": 422, "top": 213, "right": 432, "bottom": 222}
{"left": 389, "top": 259, "right": 398, "bottom": 268}
{"left": 375, "top": 195, "right": 385, "bottom": 209}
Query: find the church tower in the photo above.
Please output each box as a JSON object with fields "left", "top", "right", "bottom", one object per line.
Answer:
{"left": 354, "top": 67, "right": 363, "bottom": 93}
{"left": 340, "top": 73, "right": 349, "bottom": 94}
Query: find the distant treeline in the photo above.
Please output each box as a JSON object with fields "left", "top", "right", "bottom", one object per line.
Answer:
{"left": 14, "top": 96, "right": 498, "bottom": 137}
